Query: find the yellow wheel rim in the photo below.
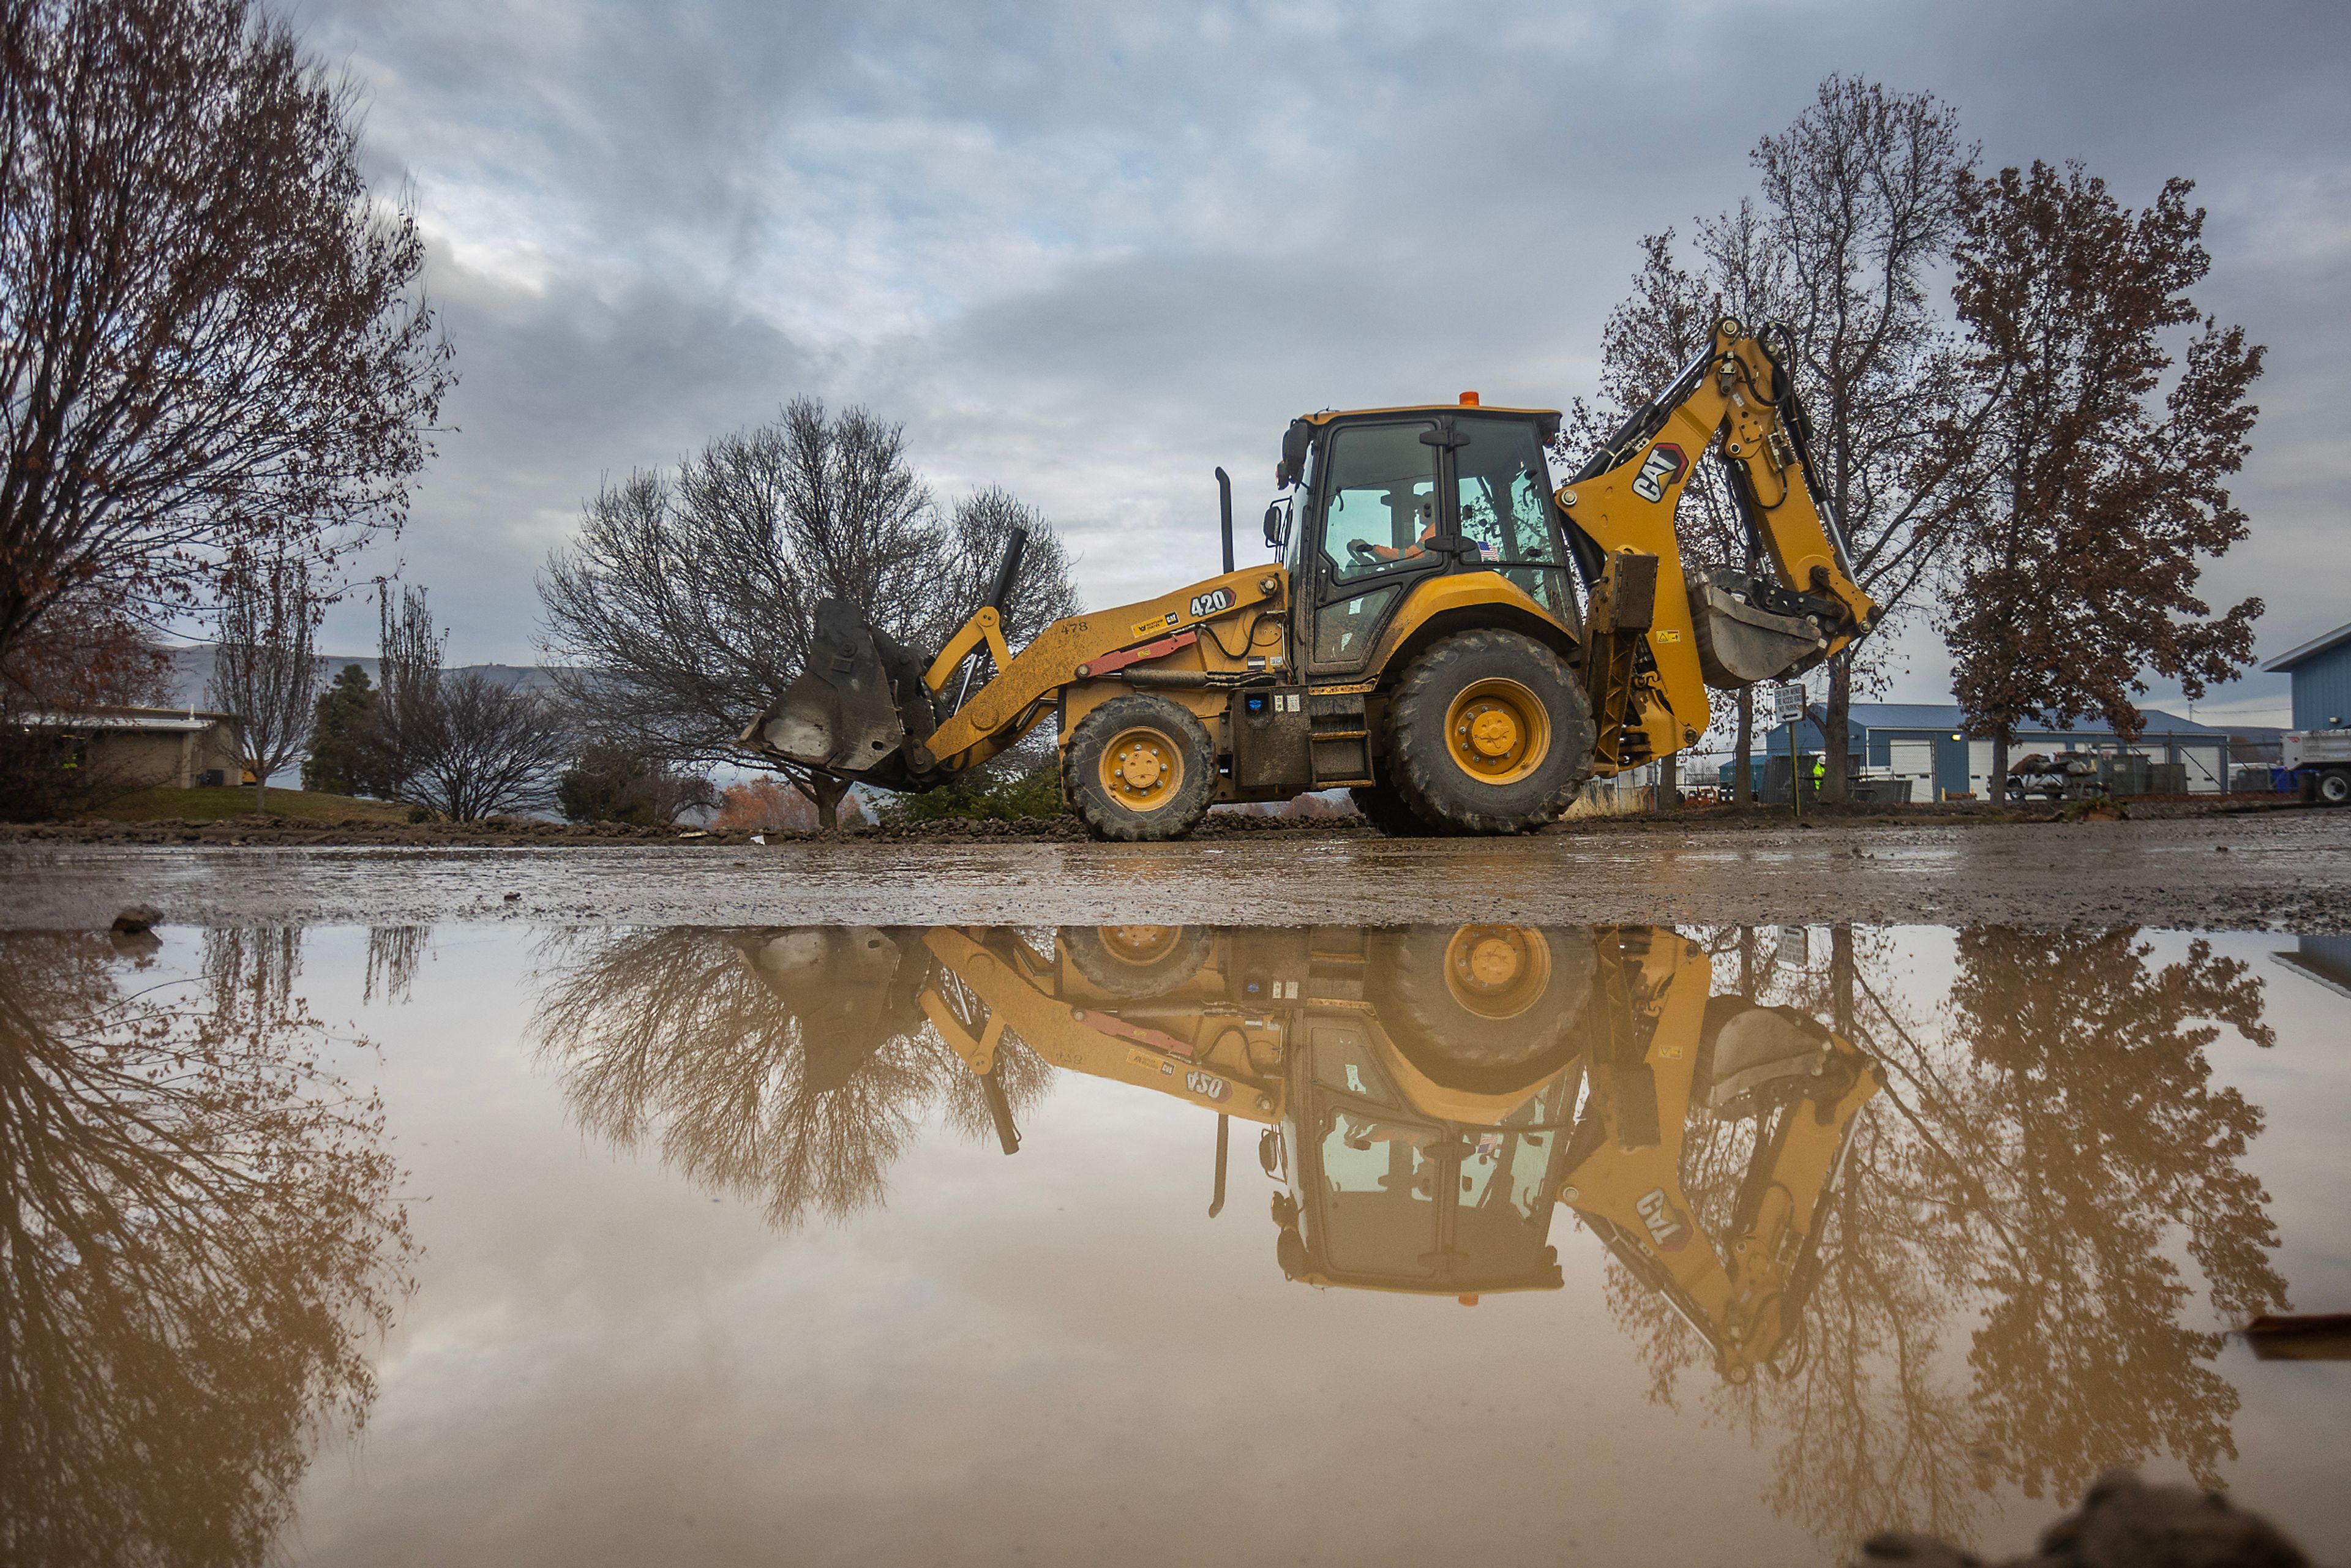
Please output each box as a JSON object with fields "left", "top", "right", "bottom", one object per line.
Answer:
{"left": 1444, "top": 677, "right": 1550, "bottom": 786}
{"left": 1098, "top": 726, "right": 1183, "bottom": 811}
{"left": 1442, "top": 925, "right": 1553, "bottom": 1019}
{"left": 1098, "top": 925, "right": 1179, "bottom": 964}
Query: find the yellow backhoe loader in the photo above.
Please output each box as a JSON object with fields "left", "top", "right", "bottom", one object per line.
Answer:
{"left": 743, "top": 320, "right": 1878, "bottom": 839}
{"left": 901, "top": 921, "right": 1878, "bottom": 1379}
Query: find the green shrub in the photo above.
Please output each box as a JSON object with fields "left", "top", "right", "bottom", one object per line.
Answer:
{"left": 879, "top": 761, "right": 1065, "bottom": 823}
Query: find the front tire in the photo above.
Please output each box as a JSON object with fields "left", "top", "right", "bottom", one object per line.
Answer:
{"left": 1060, "top": 925, "right": 1213, "bottom": 996}
{"left": 1064, "top": 694, "right": 1217, "bottom": 841}
{"left": 1384, "top": 631, "right": 1593, "bottom": 834}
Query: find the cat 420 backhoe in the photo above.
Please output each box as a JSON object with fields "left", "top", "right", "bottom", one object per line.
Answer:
{"left": 741, "top": 319, "right": 1878, "bottom": 839}
{"left": 885, "top": 921, "right": 1879, "bottom": 1383}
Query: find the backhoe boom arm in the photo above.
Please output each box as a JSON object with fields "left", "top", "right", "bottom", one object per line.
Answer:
{"left": 1561, "top": 318, "right": 1877, "bottom": 762}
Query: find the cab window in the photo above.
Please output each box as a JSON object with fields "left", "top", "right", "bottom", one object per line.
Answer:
{"left": 1319, "top": 422, "right": 1441, "bottom": 588}
{"left": 1454, "top": 422, "right": 1575, "bottom": 621}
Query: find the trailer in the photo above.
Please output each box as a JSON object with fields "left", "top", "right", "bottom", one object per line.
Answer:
{"left": 2284, "top": 729, "right": 2351, "bottom": 805}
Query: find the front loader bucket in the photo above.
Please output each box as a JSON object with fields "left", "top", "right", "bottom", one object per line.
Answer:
{"left": 741, "top": 600, "right": 937, "bottom": 784}
{"left": 1689, "top": 570, "right": 1832, "bottom": 687}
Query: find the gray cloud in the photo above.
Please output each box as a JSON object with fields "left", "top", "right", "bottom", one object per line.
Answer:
{"left": 291, "top": 0, "right": 2351, "bottom": 722}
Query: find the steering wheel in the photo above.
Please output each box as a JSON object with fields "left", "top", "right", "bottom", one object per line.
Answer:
{"left": 1347, "top": 537, "right": 1382, "bottom": 565}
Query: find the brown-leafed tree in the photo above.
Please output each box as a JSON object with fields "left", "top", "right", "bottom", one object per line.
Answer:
{"left": 538, "top": 399, "right": 1079, "bottom": 828}
{"left": 0, "top": 588, "right": 170, "bottom": 817}
{"left": 0, "top": 0, "right": 451, "bottom": 674}
{"left": 204, "top": 544, "right": 320, "bottom": 809}
{"left": 1943, "top": 163, "right": 2264, "bottom": 799}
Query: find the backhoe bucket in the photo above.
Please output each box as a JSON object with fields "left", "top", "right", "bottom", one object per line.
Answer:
{"left": 740, "top": 600, "right": 936, "bottom": 785}
{"left": 1689, "top": 570, "right": 1832, "bottom": 687}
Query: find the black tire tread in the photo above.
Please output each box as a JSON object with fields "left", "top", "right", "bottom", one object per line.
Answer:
{"left": 1384, "top": 630, "right": 1594, "bottom": 835}
{"left": 1060, "top": 925, "right": 1214, "bottom": 996}
{"left": 1368, "top": 925, "right": 1599, "bottom": 1093}
{"left": 1064, "top": 694, "right": 1217, "bottom": 841}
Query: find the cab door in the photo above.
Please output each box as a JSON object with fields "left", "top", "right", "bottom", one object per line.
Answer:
{"left": 1295, "top": 419, "right": 1449, "bottom": 679}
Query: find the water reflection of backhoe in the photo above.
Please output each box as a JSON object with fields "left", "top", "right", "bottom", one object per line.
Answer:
{"left": 911, "top": 922, "right": 1878, "bottom": 1382}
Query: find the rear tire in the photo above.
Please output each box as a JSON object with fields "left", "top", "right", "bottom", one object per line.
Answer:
{"left": 2320, "top": 769, "right": 2351, "bottom": 806}
{"left": 1367, "top": 925, "right": 1597, "bottom": 1093}
{"left": 1065, "top": 694, "right": 1217, "bottom": 841}
{"left": 1384, "top": 631, "right": 1593, "bottom": 834}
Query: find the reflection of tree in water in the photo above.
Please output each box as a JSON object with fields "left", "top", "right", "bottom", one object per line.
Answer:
{"left": 1599, "top": 926, "right": 2283, "bottom": 1550}
{"left": 1945, "top": 931, "right": 2282, "bottom": 1501}
{"left": 529, "top": 928, "right": 1053, "bottom": 1228}
{"left": 0, "top": 929, "right": 412, "bottom": 1567}
{"left": 364, "top": 925, "right": 432, "bottom": 1005}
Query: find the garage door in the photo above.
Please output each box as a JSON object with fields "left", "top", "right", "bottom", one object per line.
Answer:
{"left": 1888, "top": 740, "right": 1936, "bottom": 797}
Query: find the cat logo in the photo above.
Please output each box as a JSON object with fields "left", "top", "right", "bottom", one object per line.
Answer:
{"left": 1635, "top": 1187, "right": 1690, "bottom": 1251}
{"left": 1630, "top": 442, "right": 1687, "bottom": 505}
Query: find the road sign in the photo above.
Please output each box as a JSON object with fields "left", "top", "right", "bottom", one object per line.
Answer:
{"left": 1772, "top": 683, "right": 1807, "bottom": 725}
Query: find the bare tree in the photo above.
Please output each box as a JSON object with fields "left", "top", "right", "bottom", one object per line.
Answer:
{"left": 935, "top": 486, "right": 1082, "bottom": 649}
{"left": 204, "top": 544, "right": 320, "bottom": 811}
{"left": 1562, "top": 213, "right": 1780, "bottom": 802}
{"left": 1747, "top": 77, "right": 1985, "bottom": 800}
{"left": 404, "top": 670, "right": 569, "bottom": 822}
{"left": 367, "top": 582, "right": 443, "bottom": 801}
{"left": 0, "top": 0, "right": 452, "bottom": 676}
{"left": 538, "top": 399, "right": 1081, "bottom": 828}
{"left": 1943, "top": 164, "right": 2264, "bottom": 800}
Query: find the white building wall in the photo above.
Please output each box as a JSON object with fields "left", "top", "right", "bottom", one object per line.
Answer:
{"left": 2176, "top": 743, "right": 2225, "bottom": 793}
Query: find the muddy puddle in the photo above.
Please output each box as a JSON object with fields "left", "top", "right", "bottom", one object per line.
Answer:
{"left": 6, "top": 920, "right": 2347, "bottom": 1566}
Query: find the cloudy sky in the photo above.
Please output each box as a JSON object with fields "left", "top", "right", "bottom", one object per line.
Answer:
{"left": 288, "top": 0, "right": 2351, "bottom": 725}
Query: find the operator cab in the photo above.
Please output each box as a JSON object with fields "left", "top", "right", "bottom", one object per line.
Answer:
{"left": 1265, "top": 400, "right": 1582, "bottom": 680}
{"left": 1270, "top": 1016, "right": 1580, "bottom": 1297}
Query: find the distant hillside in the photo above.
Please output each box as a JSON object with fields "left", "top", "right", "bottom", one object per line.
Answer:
{"left": 163, "top": 646, "right": 560, "bottom": 708}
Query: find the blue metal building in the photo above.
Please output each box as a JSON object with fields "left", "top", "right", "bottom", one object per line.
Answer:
{"left": 1719, "top": 702, "right": 2235, "bottom": 799}
{"left": 2262, "top": 622, "right": 2351, "bottom": 732}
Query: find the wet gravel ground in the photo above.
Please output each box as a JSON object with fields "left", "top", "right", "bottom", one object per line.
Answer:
{"left": 5, "top": 808, "right": 2346, "bottom": 931}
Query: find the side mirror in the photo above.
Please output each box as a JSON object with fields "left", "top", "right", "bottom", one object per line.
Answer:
{"left": 1262, "top": 501, "right": 1287, "bottom": 551}
{"left": 1280, "top": 418, "right": 1311, "bottom": 481}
